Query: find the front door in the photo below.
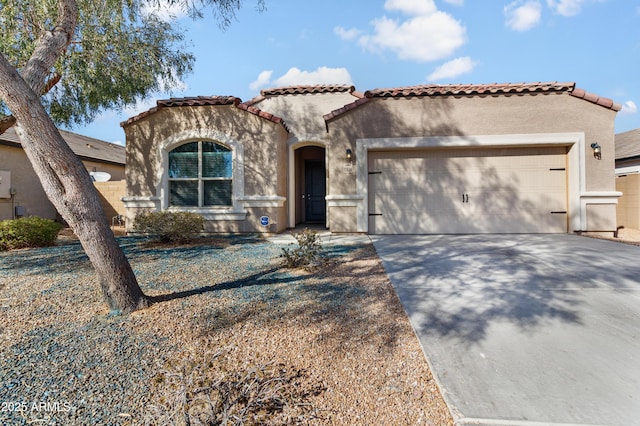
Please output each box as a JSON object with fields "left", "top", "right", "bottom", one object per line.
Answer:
{"left": 305, "top": 160, "right": 326, "bottom": 222}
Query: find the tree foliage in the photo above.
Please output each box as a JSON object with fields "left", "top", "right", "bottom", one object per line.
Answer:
{"left": 0, "top": 0, "right": 264, "bottom": 313}
{"left": 0, "top": 0, "right": 196, "bottom": 127}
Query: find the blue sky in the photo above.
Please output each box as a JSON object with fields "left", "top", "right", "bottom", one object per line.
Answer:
{"left": 67, "top": 0, "right": 640, "bottom": 145}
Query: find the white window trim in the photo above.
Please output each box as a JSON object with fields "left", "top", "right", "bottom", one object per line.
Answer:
{"left": 157, "top": 129, "right": 247, "bottom": 221}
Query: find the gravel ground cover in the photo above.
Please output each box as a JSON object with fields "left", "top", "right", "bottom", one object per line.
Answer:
{"left": 0, "top": 234, "right": 453, "bottom": 425}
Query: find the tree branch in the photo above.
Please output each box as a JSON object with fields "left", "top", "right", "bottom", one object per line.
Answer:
{"left": 0, "top": 72, "right": 62, "bottom": 135}
{"left": 20, "top": 0, "right": 76, "bottom": 97}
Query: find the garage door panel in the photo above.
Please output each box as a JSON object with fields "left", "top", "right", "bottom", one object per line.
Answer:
{"left": 368, "top": 147, "right": 568, "bottom": 234}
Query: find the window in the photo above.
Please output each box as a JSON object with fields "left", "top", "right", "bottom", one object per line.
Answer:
{"left": 168, "top": 141, "right": 232, "bottom": 207}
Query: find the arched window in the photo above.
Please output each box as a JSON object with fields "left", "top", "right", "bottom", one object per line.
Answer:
{"left": 168, "top": 141, "right": 232, "bottom": 207}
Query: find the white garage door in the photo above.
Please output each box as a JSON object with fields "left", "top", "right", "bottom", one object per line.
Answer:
{"left": 368, "top": 147, "right": 568, "bottom": 234}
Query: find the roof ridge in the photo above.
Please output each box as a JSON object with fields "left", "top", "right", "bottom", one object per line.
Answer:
{"left": 260, "top": 84, "right": 356, "bottom": 97}
{"left": 364, "top": 81, "right": 576, "bottom": 98}
{"left": 121, "top": 95, "right": 289, "bottom": 132}
{"left": 570, "top": 87, "right": 621, "bottom": 112}
{"left": 325, "top": 81, "right": 621, "bottom": 124}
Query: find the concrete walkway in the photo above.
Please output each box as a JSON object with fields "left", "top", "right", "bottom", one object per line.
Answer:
{"left": 267, "top": 228, "right": 371, "bottom": 246}
{"left": 372, "top": 234, "right": 640, "bottom": 426}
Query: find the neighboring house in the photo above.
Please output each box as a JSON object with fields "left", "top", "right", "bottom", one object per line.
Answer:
{"left": 0, "top": 127, "right": 125, "bottom": 221}
{"left": 615, "top": 128, "right": 640, "bottom": 229}
{"left": 122, "top": 81, "right": 621, "bottom": 235}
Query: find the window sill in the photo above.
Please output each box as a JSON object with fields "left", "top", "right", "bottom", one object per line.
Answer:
{"left": 166, "top": 207, "right": 247, "bottom": 221}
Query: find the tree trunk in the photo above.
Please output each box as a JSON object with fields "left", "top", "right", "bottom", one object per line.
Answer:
{"left": 0, "top": 55, "right": 148, "bottom": 314}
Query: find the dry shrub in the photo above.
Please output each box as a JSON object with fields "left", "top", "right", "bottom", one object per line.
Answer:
{"left": 144, "top": 342, "right": 324, "bottom": 425}
{"left": 133, "top": 211, "right": 204, "bottom": 243}
{"left": 281, "top": 228, "right": 324, "bottom": 270}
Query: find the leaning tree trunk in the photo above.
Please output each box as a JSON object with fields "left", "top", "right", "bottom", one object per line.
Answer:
{"left": 0, "top": 56, "right": 148, "bottom": 312}
{"left": 0, "top": 0, "right": 148, "bottom": 313}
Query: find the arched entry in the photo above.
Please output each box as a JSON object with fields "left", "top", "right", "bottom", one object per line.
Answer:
{"left": 294, "top": 146, "right": 326, "bottom": 225}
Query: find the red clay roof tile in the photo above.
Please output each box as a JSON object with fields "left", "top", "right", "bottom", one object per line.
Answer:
{"left": 364, "top": 81, "right": 576, "bottom": 98}
{"left": 157, "top": 96, "right": 240, "bottom": 107}
{"left": 121, "top": 96, "right": 289, "bottom": 132}
{"left": 260, "top": 85, "right": 356, "bottom": 96}
{"left": 242, "top": 84, "right": 360, "bottom": 107}
{"left": 325, "top": 81, "right": 621, "bottom": 123}
{"left": 570, "top": 88, "right": 621, "bottom": 111}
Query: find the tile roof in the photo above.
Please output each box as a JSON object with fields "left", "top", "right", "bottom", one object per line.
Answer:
{"left": 261, "top": 85, "right": 357, "bottom": 97}
{"left": 243, "top": 84, "right": 362, "bottom": 107}
{"left": 121, "top": 96, "right": 289, "bottom": 132}
{"left": 615, "top": 128, "right": 640, "bottom": 160}
{"left": 570, "top": 88, "right": 621, "bottom": 111}
{"left": 364, "top": 81, "right": 576, "bottom": 98}
{"left": 324, "top": 81, "right": 621, "bottom": 123}
{"left": 0, "top": 127, "right": 124, "bottom": 165}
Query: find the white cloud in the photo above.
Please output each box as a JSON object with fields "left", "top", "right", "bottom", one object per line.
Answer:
{"left": 249, "top": 67, "right": 353, "bottom": 90}
{"left": 141, "top": 0, "right": 186, "bottom": 22}
{"left": 249, "top": 70, "right": 273, "bottom": 91}
{"left": 384, "top": 0, "right": 437, "bottom": 16}
{"left": 620, "top": 100, "right": 638, "bottom": 115}
{"left": 273, "top": 67, "right": 353, "bottom": 87}
{"left": 358, "top": 11, "right": 466, "bottom": 62}
{"left": 428, "top": 56, "right": 477, "bottom": 81}
{"left": 341, "top": 1, "right": 466, "bottom": 63}
{"left": 123, "top": 98, "right": 158, "bottom": 118}
{"left": 546, "top": 0, "right": 584, "bottom": 16}
{"left": 504, "top": 0, "right": 542, "bottom": 31}
{"left": 334, "top": 26, "right": 362, "bottom": 41}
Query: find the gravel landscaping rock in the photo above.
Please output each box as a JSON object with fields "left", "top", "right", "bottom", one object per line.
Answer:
{"left": 0, "top": 234, "right": 453, "bottom": 425}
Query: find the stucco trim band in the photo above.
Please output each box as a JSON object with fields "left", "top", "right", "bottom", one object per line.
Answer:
{"left": 326, "top": 194, "right": 363, "bottom": 207}
{"left": 122, "top": 196, "right": 161, "bottom": 209}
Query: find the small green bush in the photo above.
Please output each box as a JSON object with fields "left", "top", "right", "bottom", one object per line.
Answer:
{"left": 0, "top": 216, "right": 63, "bottom": 251}
{"left": 281, "top": 228, "right": 324, "bottom": 269}
{"left": 132, "top": 211, "right": 204, "bottom": 243}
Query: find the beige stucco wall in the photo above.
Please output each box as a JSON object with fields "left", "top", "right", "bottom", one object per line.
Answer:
{"left": 616, "top": 174, "right": 640, "bottom": 229}
{"left": 0, "top": 144, "right": 124, "bottom": 222}
{"left": 253, "top": 92, "right": 357, "bottom": 141}
{"left": 326, "top": 92, "right": 618, "bottom": 233}
{"left": 123, "top": 104, "right": 289, "bottom": 233}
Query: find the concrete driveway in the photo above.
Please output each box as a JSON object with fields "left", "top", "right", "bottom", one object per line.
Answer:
{"left": 371, "top": 234, "right": 640, "bottom": 426}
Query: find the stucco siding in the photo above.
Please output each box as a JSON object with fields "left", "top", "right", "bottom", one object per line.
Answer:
{"left": 0, "top": 145, "right": 56, "bottom": 220}
{"left": 123, "top": 104, "right": 289, "bottom": 233}
{"left": 326, "top": 92, "right": 618, "bottom": 233}
{"left": 253, "top": 92, "right": 357, "bottom": 141}
{"left": 0, "top": 145, "right": 124, "bottom": 222}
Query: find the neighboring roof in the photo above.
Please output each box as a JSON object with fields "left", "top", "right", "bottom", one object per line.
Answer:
{"left": 243, "top": 84, "right": 363, "bottom": 107}
{"left": 0, "top": 126, "right": 125, "bottom": 166}
{"left": 121, "top": 96, "right": 290, "bottom": 132}
{"left": 615, "top": 128, "right": 640, "bottom": 160}
{"left": 324, "top": 81, "right": 622, "bottom": 122}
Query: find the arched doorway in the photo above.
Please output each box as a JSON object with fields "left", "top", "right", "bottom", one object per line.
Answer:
{"left": 294, "top": 146, "right": 326, "bottom": 225}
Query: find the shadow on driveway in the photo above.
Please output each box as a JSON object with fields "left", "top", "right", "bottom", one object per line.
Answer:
{"left": 373, "top": 234, "right": 640, "bottom": 426}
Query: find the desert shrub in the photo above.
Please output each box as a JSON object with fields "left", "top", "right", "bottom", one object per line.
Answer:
{"left": 145, "top": 344, "right": 323, "bottom": 425}
{"left": 133, "top": 211, "right": 204, "bottom": 243}
{"left": 281, "top": 228, "right": 324, "bottom": 269}
{"left": 0, "top": 216, "right": 63, "bottom": 250}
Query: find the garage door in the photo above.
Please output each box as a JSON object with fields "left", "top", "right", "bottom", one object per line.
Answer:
{"left": 368, "top": 147, "right": 568, "bottom": 234}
